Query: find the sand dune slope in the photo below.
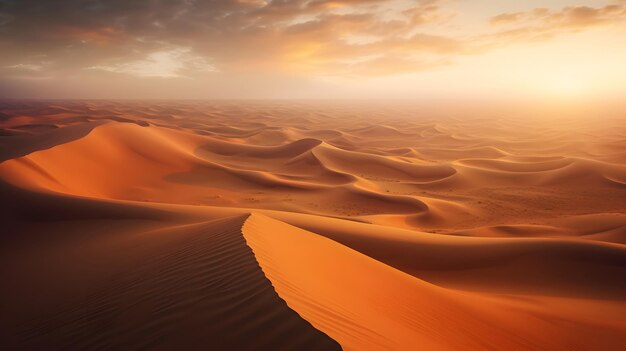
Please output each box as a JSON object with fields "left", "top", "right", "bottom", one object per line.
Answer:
{"left": 1, "top": 102, "right": 625, "bottom": 233}
{"left": 1, "top": 101, "right": 626, "bottom": 350}
{"left": 265, "top": 211, "right": 626, "bottom": 298}
{"left": 243, "top": 213, "right": 626, "bottom": 351}
{"left": 1, "top": 214, "right": 339, "bottom": 350}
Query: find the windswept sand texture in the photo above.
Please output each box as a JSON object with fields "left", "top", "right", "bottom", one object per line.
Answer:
{"left": 1, "top": 100, "right": 626, "bottom": 350}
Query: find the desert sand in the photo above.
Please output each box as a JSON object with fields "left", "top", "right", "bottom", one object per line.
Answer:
{"left": 1, "top": 100, "right": 625, "bottom": 350}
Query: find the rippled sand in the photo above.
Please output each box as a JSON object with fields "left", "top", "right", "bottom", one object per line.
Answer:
{"left": 1, "top": 100, "right": 625, "bottom": 350}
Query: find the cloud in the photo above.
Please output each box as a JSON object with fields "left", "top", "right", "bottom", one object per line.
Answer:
{"left": 490, "top": 12, "right": 524, "bottom": 25}
{"left": 489, "top": 3, "right": 626, "bottom": 41}
{"left": 0, "top": 0, "right": 455, "bottom": 77}
{"left": 558, "top": 5, "right": 626, "bottom": 28}
{"left": 0, "top": 0, "right": 624, "bottom": 81}
{"left": 7, "top": 63, "right": 43, "bottom": 71}
{"left": 88, "top": 47, "right": 217, "bottom": 78}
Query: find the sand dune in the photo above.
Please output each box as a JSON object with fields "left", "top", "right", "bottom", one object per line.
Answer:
{"left": 243, "top": 213, "right": 626, "bottom": 350}
{"left": 1, "top": 100, "right": 625, "bottom": 350}
{"left": 1, "top": 212, "right": 339, "bottom": 350}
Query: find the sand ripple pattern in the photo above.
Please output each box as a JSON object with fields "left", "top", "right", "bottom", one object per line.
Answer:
{"left": 2, "top": 216, "right": 340, "bottom": 350}
{"left": 1, "top": 101, "right": 626, "bottom": 350}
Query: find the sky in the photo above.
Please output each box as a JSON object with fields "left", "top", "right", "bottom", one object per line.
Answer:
{"left": 0, "top": 0, "right": 625, "bottom": 100}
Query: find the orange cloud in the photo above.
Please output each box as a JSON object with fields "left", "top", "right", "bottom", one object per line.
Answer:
{"left": 1, "top": 0, "right": 625, "bottom": 81}
{"left": 490, "top": 3, "right": 626, "bottom": 32}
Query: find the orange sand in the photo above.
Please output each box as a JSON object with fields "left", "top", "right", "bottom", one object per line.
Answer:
{"left": 1, "top": 100, "right": 625, "bottom": 350}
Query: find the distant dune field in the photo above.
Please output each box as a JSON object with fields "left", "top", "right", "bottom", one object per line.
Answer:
{"left": 1, "top": 100, "right": 625, "bottom": 350}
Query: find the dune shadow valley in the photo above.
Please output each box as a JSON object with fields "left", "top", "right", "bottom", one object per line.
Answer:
{"left": 0, "top": 100, "right": 624, "bottom": 350}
